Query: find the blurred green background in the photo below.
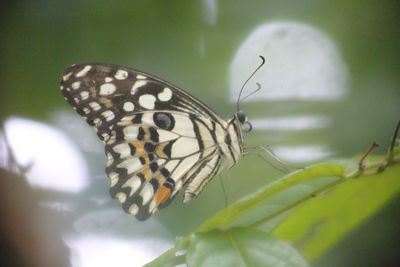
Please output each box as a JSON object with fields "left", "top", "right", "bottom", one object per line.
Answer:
{"left": 1, "top": 0, "right": 399, "bottom": 266}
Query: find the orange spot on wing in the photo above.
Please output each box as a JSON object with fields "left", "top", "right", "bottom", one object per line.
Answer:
{"left": 131, "top": 141, "right": 144, "bottom": 155}
{"left": 155, "top": 142, "right": 168, "bottom": 158}
{"left": 142, "top": 168, "right": 152, "bottom": 179}
{"left": 99, "top": 97, "right": 113, "bottom": 108}
{"left": 89, "top": 87, "right": 97, "bottom": 97}
{"left": 155, "top": 186, "right": 172, "bottom": 205}
{"left": 154, "top": 173, "right": 166, "bottom": 184}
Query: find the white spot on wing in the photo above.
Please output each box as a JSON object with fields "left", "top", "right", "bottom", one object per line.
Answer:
{"left": 157, "top": 87, "right": 172, "bottom": 102}
{"left": 138, "top": 94, "right": 156, "bottom": 109}
{"left": 107, "top": 135, "right": 116, "bottom": 145}
{"left": 72, "top": 81, "right": 81, "bottom": 90}
{"left": 117, "top": 158, "right": 142, "bottom": 175}
{"left": 123, "top": 125, "right": 139, "bottom": 140}
{"left": 171, "top": 153, "right": 200, "bottom": 181}
{"left": 136, "top": 75, "right": 146, "bottom": 79}
{"left": 101, "top": 132, "right": 110, "bottom": 141}
{"left": 140, "top": 113, "right": 154, "bottom": 124}
{"left": 89, "top": 102, "right": 101, "bottom": 111}
{"left": 123, "top": 101, "right": 135, "bottom": 112}
{"left": 130, "top": 80, "right": 147, "bottom": 95}
{"left": 75, "top": 65, "right": 92, "bottom": 77}
{"left": 171, "top": 137, "right": 199, "bottom": 157}
{"left": 120, "top": 115, "right": 135, "bottom": 122}
{"left": 80, "top": 91, "right": 89, "bottom": 100}
{"left": 105, "top": 77, "right": 113, "bottom": 82}
{"left": 140, "top": 183, "right": 154, "bottom": 205}
{"left": 170, "top": 114, "right": 197, "bottom": 138}
{"left": 99, "top": 83, "right": 116, "bottom": 95}
{"left": 115, "top": 69, "right": 128, "bottom": 80}
{"left": 156, "top": 159, "right": 166, "bottom": 166}
{"left": 112, "top": 143, "right": 131, "bottom": 157}
{"left": 129, "top": 204, "right": 139, "bottom": 215}
{"left": 164, "top": 160, "right": 179, "bottom": 173}
{"left": 157, "top": 129, "right": 179, "bottom": 142}
{"left": 93, "top": 118, "right": 102, "bottom": 127}
{"left": 115, "top": 192, "right": 126, "bottom": 203}
{"left": 101, "top": 110, "right": 115, "bottom": 121}
{"left": 108, "top": 172, "right": 118, "bottom": 186}
{"left": 195, "top": 120, "right": 214, "bottom": 144}
{"left": 106, "top": 156, "right": 113, "bottom": 167}
{"left": 122, "top": 176, "right": 142, "bottom": 196}
{"left": 149, "top": 200, "right": 158, "bottom": 213}
{"left": 63, "top": 72, "right": 73, "bottom": 81}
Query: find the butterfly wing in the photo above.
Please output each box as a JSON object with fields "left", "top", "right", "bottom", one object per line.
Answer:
{"left": 60, "top": 62, "right": 228, "bottom": 220}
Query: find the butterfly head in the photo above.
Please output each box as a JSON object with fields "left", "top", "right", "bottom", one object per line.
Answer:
{"left": 234, "top": 56, "right": 265, "bottom": 134}
{"left": 235, "top": 110, "right": 252, "bottom": 132}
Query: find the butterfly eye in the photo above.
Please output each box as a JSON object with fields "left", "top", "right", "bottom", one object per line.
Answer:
{"left": 236, "top": 110, "right": 247, "bottom": 123}
{"left": 153, "top": 112, "right": 175, "bottom": 130}
{"left": 242, "top": 121, "right": 252, "bottom": 132}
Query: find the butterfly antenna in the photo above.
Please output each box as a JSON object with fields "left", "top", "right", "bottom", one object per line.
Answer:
{"left": 236, "top": 55, "right": 266, "bottom": 111}
{"left": 240, "top": 82, "right": 261, "bottom": 102}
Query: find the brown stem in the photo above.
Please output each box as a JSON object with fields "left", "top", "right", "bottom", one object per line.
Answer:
{"left": 358, "top": 142, "right": 379, "bottom": 170}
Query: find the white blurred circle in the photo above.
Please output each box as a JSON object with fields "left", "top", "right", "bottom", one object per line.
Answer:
{"left": 230, "top": 22, "right": 349, "bottom": 101}
{"left": 4, "top": 117, "right": 89, "bottom": 193}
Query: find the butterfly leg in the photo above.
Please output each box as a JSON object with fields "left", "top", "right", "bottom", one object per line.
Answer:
{"left": 219, "top": 175, "right": 229, "bottom": 207}
{"left": 244, "top": 145, "right": 300, "bottom": 173}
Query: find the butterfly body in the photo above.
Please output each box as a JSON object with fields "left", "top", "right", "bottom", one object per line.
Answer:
{"left": 60, "top": 62, "right": 249, "bottom": 220}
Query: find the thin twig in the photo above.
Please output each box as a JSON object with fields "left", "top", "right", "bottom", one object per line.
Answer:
{"left": 358, "top": 141, "right": 379, "bottom": 170}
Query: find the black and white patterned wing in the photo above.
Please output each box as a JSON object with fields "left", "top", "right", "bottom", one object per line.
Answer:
{"left": 60, "top": 62, "right": 225, "bottom": 220}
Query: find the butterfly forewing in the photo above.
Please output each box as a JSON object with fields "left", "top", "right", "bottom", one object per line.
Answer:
{"left": 60, "top": 62, "right": 243, "bottom": 220}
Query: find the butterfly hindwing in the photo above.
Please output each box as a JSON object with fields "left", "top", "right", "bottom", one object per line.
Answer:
{"left": 104, "top": 111, "right": 218, "bottom": 220}
{"left": 60, "top": 62, "right": 235, "bottom": 220}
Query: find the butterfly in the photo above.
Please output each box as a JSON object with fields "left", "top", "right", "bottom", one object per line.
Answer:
{"left": 60, "top": 59, "right": 263, "bottom": 221}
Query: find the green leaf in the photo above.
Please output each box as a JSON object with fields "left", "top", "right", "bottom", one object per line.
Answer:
{"left": 187, "top": 228, "right": 310, "bottom": 267}
{"left": 197, "top": 163, "right": 347, "bottom": 232}
{"left": 144, "top": 238, "right": 189, "bottom": 267}
{"left": 146, "top": 150, "right": 400, "bottom": 267}
{"left": 272, "top": 163, "right": 400, "bottom": 262}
